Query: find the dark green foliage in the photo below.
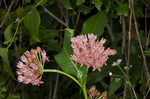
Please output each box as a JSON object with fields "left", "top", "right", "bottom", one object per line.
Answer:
{"left": 81, "top": 12, "right": 108, "bottom": 35}
{"left": 0, "top": 0, "right": 148, "bottom": 98}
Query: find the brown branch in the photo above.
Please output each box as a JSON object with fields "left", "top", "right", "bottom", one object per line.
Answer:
{"left": 123, "top": 4, "right": 133, "bottom": 98}
{"left": 48, "top": 78, "right": 53, "bottom": 99}
{"left": 145, "top": 8, "right": 149, "bottom": 49}
{"left": 3, "top": 0, "right": 7, "bottom": 8}
{"left": 144, "top": 7, "right": 150, "bottom": 99}
{"left": 0, "top": 0, "right": 15, "bottom": 28}
{"left": 131, "top": 0, "right": 150, "bottom": 88}
{"left": 52, "top": 73, "right": 59, "bottom": 99}
{"left": 121, "top": 16, "right": 127, "bottom": 55}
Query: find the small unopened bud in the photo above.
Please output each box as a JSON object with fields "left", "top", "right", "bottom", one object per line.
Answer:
{"left": 109, "top": 72, "right": 112, "bottom": 76}
{"left": 124, "top": 66, "right": 129, "bottom": 70}
{"left": 37, "top": 46, "right": 41, "bottom": 52}
{"left": 129, "top": 65, "right": 133, "bottom": 68}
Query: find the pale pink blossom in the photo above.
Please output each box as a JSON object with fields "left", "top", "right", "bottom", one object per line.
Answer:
{"left": 41, "top": 50, "right": 49, "bottom": 63}
{"left": 71, "top": 34, "right": 117, "bottom": 71}
{"left": 16, "top": 47, "right": 49, "bottom": 86}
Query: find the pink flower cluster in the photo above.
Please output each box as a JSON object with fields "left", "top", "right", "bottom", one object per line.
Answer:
{"left": 71, "top": 34, "right": 117, "bottom": 71}
{"left": 16, "top": 47, "right": 49, "bottom": 86}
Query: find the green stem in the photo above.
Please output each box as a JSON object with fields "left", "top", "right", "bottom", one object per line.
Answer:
{"left": 82, "top": 84, "right": 88, "bottom": 99}
{"left": 7, "top": 21, "right": 20, "bottom": 49}
{"left": 43, "top": 69, "right": 81, "bottom": 87}
{"left": 131, "top": 87, "right": 138, "bottom": 99}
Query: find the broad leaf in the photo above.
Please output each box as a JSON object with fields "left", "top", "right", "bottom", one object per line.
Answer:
{"left": 24, "top": 0, "right": 31, "bottom": 3}
{"left": 4, "top": 24, "right": 12, "bottom": 44}
{"left": 55, "top": 28, "right": 76, "bottom": 75}
{"left": 63, "top": 28, "right": 74, "bottom": 54}
{"left": 145, "top": 49, "right": 150, "bottom": 56}
{"left": 39, "top": 27, "right": 60, "bottom": 51}
{"left": 59, "top": 0, "right": 72, "bottom": 9}
{"left": 76, "top": 0, "right": 85, "bottom": 6}
{"left": 92, "top": 0, "right": 103, "bottom": 10}
{"left": 24, "top": 7, "right": 40, "bottom": 44}
{"left": 0, "top": 48, "right": 14, "bottom": 78}
{"left": 108, "top": 78, "right": 122, "bottom": 96}
{"left": 87, "top": 67, "right": 108, "bottom": 85}
{"left": 116, "top": 3, "right": 129, "bottom": 16}
{"left": 16, "top": 7, "right": 26, "bottom": 18}
{"left": 55, "top": 49, "right": 77, "bottom": 76}
{"left": 81, "top": 12, "right": 107, "bottom": 35}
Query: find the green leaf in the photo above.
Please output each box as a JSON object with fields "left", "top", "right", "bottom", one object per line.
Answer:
{"left": 92, "top": 0, "right": 103, "bottom": 10}
{"left": 145, "top": 49, "right": 150, "bottom": 56}
{"left": 55, "top": 28, "right": 77, "bottom": 76}
{"left": 24, "top": 7, "right": 40, "bottom": 44}
{"left": 24, "top": 0, "right": 31, "bottom": 3}
{"left": 59, "top": 0, "right": 72, "bottom": 9}
{"left": 76, "top": 0, "right": 85, "bottom": 6}
{"left": 116, "top": 3, "right": 129, "bottom": 16}
{"left": 35, "top": 0, "right": 47, "bottom": 6}
{"left": 63, "top": 28, "right": 74, "bottom": 54}
{"left": 4, "top": 24, "right": 12, "bottom": 44}
{"left": 81, "top": 12, "right": 108, "bottom": 35}
{"left": 0, "top": 48, "right": 14, "bottom": 78}
{"left": 54, "top": 49, "right": 77, "bottom": 76}
{"left": 77, "top": 5, "right": 91, "bottom": 14}
{"left": 39, "top": 27, "right": 60, "bottom": 51}
{"left": 16, "top": 7, "right": 26, "bottom": 17}
{"left": 108, "top": 78, "right": 122, "bottom": 96}
{"left": 7, "top": 94, "right": 20, "bottom": 99}
{"left": 87, "top": 67, "right": 108, "bottom": 84}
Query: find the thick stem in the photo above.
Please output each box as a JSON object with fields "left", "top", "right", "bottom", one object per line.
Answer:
{"left": 43, "top": 69, "right": 81, "bottom": 87}
{"left": 82, "top": 84, "right": 88, "bottom": 99}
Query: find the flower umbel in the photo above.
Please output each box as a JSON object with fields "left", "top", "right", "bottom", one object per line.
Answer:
{"left": 16, "top": 47, "right": 49, "bottom": 86}
{"left": 71, "top": 34, "right": 117, "bottom": 71}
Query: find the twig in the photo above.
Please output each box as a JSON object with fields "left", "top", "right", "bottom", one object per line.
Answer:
{"left": 123, "top": 0, "right": 133, "bottom": 98}
{"left": 123, "top": 85, "right": 127, "bottom": 99}
{"left": 121, "top": 16, "right": 126, "bottom": 55}
{"left": 0, "top": 0, "right": 15, "bottom": 28}
{"left": 75, "top": 12, "right": 80, "bottom": 29}
{"left": 57, "top": 1, "right": 69, "bottom": 26}
{"left": 14, "top": 0, "right": 18, "bottom": 8}
{"left": 145, "top": 8, "right": 149, "bottom": 49}
{"left": 48, "top": 77, "right": 53, "bottom": 99}
{"left": 52, "top": 73, "right": 59, "bottom": 99}
{"left": 106, "top": 24, "right": 114, "bottom": 41}
{"left": 144, "top": 86, "right": 150, "bottom": 99}
{"left": 0, "top": 0, "right": 2, "bottom": 7}
{"left": 43, "top": 7, "right": 69, "bottom": 28}
{"left": 22, "top": 0, "right": 24, "bottom": 7}
{"left": 3, "top": 0, "right": 7, "bottom": 8}
{"left": 144, "top": 6, "right": 150, "bottom": 99}
{"left": 131, "top": 0, "right": 150, "bottom": 89}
